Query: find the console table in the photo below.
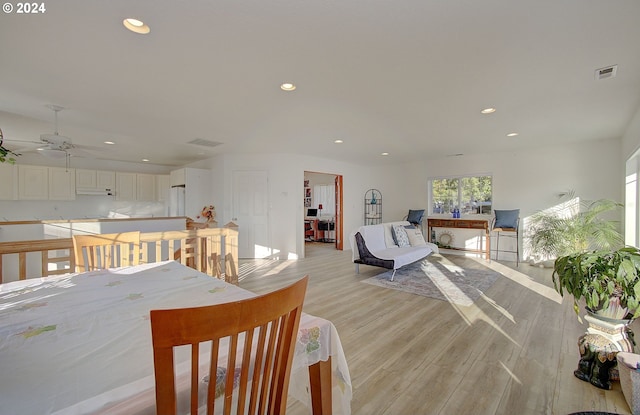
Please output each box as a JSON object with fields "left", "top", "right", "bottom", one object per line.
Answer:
{"left": 427, "top": 218, "right": 490, "bottom": 261}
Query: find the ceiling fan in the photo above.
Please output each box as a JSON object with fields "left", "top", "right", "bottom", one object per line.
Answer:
{"left": 5, "top": 105, "right": 97, "bottom": 159}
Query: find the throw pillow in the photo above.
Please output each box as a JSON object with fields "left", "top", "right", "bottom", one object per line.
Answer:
{"left": 494, "top": 209, "right": 520, "bottom": 229}
{"left": 392, "top": 224, "right": 411, "bottom": 247}
{"left": 404, "top": 225, "right": 427, "bottom": 246}
{"left": 407, "top": 209, "right": 424, "bottom": 223}
{"left": 407, "top": 209, "right": 425, "bottom": 225}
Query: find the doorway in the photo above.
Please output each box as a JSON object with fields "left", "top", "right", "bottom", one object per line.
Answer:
{"left": 304, "top": 171, "right": 343, "bottom": 256}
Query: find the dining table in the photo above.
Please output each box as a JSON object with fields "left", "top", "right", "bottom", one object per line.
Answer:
{"left": 0, "top": 260, "right": 352, "bottom": 415}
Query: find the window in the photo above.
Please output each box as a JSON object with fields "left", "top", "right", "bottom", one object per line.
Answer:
{"left": 429, "top": 175, "right": 492, "bottom": 215}
{"left": 313, "top": 184, "right": 335, "bottom": 216}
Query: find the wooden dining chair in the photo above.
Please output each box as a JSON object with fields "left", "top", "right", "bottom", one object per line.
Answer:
{"left": 150, "top": 276, "right": 309, "bottom": 415}
{"left": 72, "top": 231, "right": 141, "bottom": 272}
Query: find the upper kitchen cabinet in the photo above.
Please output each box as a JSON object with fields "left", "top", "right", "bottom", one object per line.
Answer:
{"left": 18, "top": 165, "right": 49, "bottom": 200}
{"left": 0, "top": 163, "right": 18, "bottom": 200}
{"left": 16, "top": 165, "right": 75, "bottom": 201}
{"left": 97, "top": 171, "right": 116, "bottom": 191}
{"left": 49, "top": 167, "right": 76, "bottom": 200}
{"left": 115, "top": 172, "right": 136, "bottom": 201}
{"left": 156, "top": 175, "right": 170, "bottom": 202}
{"left": 170, "top": 168, "right": 186, "bottom": 187}
{"left": 76, "top": 169, "right": 97, "bottom": 189}
{"left": 115, "top": 172, "right": 157, "bottom": 201}
{"left": 136, "top": 173, "right": 156, "bottom": 201}
{"left": 76, "top": 169, "right": 115, "bottom": 194}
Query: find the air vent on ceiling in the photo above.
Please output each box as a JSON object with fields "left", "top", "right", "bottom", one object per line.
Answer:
{"left": 595, "top": 65, "right": 617, "bottom": 80}
{"left": 187, "top": 138, "right": 223, "bottom": 148}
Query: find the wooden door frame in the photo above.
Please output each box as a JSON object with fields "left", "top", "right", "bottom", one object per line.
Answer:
{"left": 334, "top": 174, "right": 343, "bottom": 250}
{"left": 303, "top": 171, "right": 344, "bottom": 252}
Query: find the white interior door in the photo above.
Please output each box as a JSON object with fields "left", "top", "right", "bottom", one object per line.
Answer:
{"left": 232, "top": 170, "right": 270, "bottom": 258}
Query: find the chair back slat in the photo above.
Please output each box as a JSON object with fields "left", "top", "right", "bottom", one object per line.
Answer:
{"left": 73, "top": 232, "right": 141, "bottom": 272}
{"left": 150, "top": 276, "right": 308, "bottom": 415}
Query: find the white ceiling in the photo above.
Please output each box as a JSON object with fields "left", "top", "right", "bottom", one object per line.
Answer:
{"left": 1, "top": 0, "right": 639, "bottom": 167}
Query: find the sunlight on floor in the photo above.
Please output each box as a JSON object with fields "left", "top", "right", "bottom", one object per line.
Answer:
{"left": 237, "top": 257, "right": 299, "bottom": 281}
{"left": 431, "top": 255, "right": 555, "bottom": 349}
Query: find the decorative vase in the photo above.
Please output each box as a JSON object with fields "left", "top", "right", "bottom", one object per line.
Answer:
{"left": 574, "top": 312, "right": 636, "bottom": 390}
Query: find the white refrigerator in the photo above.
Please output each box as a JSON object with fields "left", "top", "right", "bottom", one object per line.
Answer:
{"left": 168, "top": 185, "right": 185, "bottom": 217}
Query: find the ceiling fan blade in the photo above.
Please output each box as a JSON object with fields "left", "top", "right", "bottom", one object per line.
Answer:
{"left": 37, "top": 148, "right": 67, "bottom": 159}
{"left": 2, "top": 138, "right": 44, "bottom": 146}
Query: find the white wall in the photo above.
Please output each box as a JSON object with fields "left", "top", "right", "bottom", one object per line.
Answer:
{"left": 191, "top": 153, "right": 385, "bottom": 259}
{"left": 186, "top": 138, "right": 621, "bottom": 260}
{"left": 392, "top": 138, "right": 623, "bottom": 259}
{"left": 622, "top": 106, "right": 640, "bottom": 160}
{"left": 418, "top": 138, "right": 622, "bottom": 218}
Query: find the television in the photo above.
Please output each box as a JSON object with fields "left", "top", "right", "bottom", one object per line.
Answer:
{"left": 306, "top": 208, "right": 318, "bottom": 217}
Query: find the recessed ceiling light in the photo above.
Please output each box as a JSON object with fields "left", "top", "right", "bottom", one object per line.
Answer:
{"left": 142, "top": 158, "right": 150, "bottom": 162}
{"left": 506, "top": 132, "right": 519, "bottom": 137}
{"left": 280, "top": 83, "right": 296, "bottom": 91}
{"left": 334, "top": 139, "right": 343, "bottom": 144}
{"left": 104, "top": 141, "right": 115, "bottom": 145}
{"left": 481, "top": 107, "right": 496, "bottom": 114}
{"left": 381, "top": 152, "right": 389, "bottom": 156}
{"left": 123, "top": 18, "right": 150, "bottom": 34}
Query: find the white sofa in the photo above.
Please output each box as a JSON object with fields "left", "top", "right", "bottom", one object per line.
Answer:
{"left": 349, "top": 221, "right": 438, "bottom": 280}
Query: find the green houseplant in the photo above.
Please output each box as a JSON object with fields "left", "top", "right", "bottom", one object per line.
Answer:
{"left": 553, "top": 247, "right": 640, "bottom": 320}
{"left": 0, "top": 128, "right": 20, "bottom": 164}
{"left": 526, "top": 194, "right": 623, "bottom": 265}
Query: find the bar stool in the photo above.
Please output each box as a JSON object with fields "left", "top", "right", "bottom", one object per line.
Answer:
{"left": 491, "top": 209, "right": 520, "bottom": 266}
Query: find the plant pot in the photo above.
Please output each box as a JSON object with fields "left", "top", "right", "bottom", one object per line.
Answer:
{"left": 586, "top": 307, "right": 633, "bottom": 325}
{"left": 574, "top": 313, "right": 636, "bottom": 389}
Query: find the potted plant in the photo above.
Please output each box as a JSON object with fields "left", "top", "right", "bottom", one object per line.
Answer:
{"left": 0, "top": 128, "right": 20, "bottom": 164}
{"left": 525, "top": 193, "right": 623, "bottom": 266}
{"left": 553, "top": 247, "right": 640, "bottom": 321}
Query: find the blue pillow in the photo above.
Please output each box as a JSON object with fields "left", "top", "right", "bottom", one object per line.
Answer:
{"left": 494, "top": 209, "right": 519, "bottom": 229}
{"left": 407, "top": 209, "right": 425, "bottom": 225}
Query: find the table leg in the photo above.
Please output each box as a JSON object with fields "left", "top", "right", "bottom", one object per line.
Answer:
{"left": 486, "top": 228, "right": 490, "bottom": 262}
{"left": 309, "top": 357, "right": 332, "bottom": 415}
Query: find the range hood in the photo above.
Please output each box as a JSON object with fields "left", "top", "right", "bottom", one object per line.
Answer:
{"left": 76, "top": 188, "right": 114, "bottom": 196}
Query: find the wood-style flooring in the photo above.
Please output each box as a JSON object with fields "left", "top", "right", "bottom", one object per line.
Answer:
{"left": 238, "top": 242, "right": 636, "bottom": 415}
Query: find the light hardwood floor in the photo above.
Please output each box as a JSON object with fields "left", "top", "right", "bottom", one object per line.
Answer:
{"left": 238, "top": 242, "right": 636, "bottom": 415}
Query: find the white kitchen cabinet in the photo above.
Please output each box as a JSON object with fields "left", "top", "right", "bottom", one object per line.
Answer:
{"left": 48, "top": 167, "right": 76, "bottom": 200}
{"left": 115, "top": 172, "right": 136, "bottom": 201}
{"left": 96, "top": 171, "right": 115, "bottom": 192}
{"left": 170, "top": 168, "right": 186, "bottom": 187}
{"left": 0, "top": 163, "right": 18, "bottom": 200}
{"left": 76, "top": 169, "right": 115, "bottom": 191}
{"left": 136, "top": 173, "right": 156, "bottom": 201}
{"left": 76, "top": 169, "right": 96, "bottom": 189}
{"left": 18, "top": 165, "right": 48, "bottom": 200}
{"left": 156, "top": 174, "right": 170, "bottom": 202}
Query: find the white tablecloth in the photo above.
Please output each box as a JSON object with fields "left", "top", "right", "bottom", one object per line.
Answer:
{"left": 0, "top": 260, "right": 351, "bottom": 414}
